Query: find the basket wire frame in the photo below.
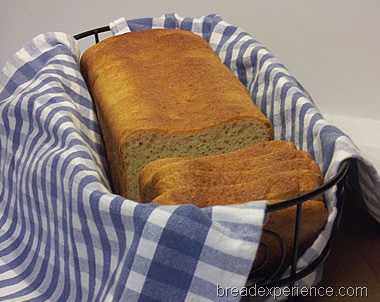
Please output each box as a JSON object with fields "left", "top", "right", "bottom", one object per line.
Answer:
{"left": 74, "top": 27, "right": 352, "bottom": 300}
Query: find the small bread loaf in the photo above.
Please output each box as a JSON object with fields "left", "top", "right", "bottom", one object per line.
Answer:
{"left": 80, "top": 29, "right": 273, "bottom": 200}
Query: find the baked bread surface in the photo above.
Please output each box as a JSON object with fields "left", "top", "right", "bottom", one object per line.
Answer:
{"left": 80, "top": 29, "right": 273, "bottom": 200}
{"left": 150, "top": 170, "right": 322, "bottom": 206}
{"left": 139, "top": 141, "right": 319, "bottom": 202}
{"left": 150, "top": 161, "right": 322, "bottom": 202}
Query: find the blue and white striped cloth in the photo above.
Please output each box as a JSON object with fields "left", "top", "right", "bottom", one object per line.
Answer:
{"left": 0, "top": 13, "right": 379, "bottom": 301}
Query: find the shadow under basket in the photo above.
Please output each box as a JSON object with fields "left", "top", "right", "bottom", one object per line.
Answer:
{"left": 74, "top": 26, "right": 352, "bottom": 301}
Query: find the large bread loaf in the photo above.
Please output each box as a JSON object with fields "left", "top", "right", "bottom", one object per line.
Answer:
{"left": 80, "top": 29, "right": 273, "bottom": 200}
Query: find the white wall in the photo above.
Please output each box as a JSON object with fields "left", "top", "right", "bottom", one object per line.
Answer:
{"left": 1, "top": 0, "right": 380, "bottom": 169}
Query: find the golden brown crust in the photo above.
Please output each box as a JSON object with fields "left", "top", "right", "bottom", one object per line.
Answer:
{"left": 81, "top": 29, "right": 271, "bottom": 139}
{"left": 80, "top": 29, "right": 273, "bottom": 198}
{"left": 139, "top": 141, "right": 298, "bottom": 201}
{"left": 151, "top": 159, "right": 322, "bottom": 201}
{"left": 140, "top": 146, "right": 317, "bottom": 202}
{"left": 151, "top": 170, "right": 323, "bottom": 207}
{"left": 139, "top": 140, "right": 295, "bottom": 186}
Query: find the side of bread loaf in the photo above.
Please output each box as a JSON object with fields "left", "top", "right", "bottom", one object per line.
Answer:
{"left": 80, "top": 29, "right": 273, "bottom": 201}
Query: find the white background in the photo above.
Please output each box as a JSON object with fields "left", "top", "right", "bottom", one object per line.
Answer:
{"left": 1, "top": 0, "right": 379, "bottom": 171}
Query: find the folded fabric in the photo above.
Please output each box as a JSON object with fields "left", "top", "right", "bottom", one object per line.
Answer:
{"left": 0, "top": 31, "right": 266, "bottom": 302}
{"left": 0, "top": 13, "right": 379, "bottom": 302}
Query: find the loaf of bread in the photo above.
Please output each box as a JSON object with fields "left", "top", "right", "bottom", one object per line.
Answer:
{"left": 80, "top": 29, "right": 273, "bottom": 201}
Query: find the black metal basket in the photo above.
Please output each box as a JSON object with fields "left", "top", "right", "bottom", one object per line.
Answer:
{"left": 74, "top": 27, "right": 352, "bottom": 301}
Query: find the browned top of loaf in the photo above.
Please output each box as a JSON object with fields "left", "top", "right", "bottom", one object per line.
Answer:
{"left": 141, "top": 156, "right": 321, "bottom": 202}
{"left": 151, "top": 170, "right": 323, "bottom": 207}
{"left": 80, "top": 29, "right": 272, "bottom": 144}
{"left": 152, "top": 159, "right": 322, "bottom": 199}
{"left": 140, "top": 145, "right": 317, "bottom": 202}
{"left": 150, "top": 148, "right": 315, "bottom": 182}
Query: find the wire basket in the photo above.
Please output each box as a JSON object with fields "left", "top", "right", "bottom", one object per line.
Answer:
{"left": 74, "top": 26, "right": 352, "bottom": 300}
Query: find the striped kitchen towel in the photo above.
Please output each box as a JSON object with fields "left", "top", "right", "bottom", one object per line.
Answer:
{"left": 0, "top": 31, "right": 266, "bottom": 301}
{"left": 110, "top": 13, "right": 380, "bottom": 299}
{"left": 0, "top": 13, "right": 379, "bottom": 302}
